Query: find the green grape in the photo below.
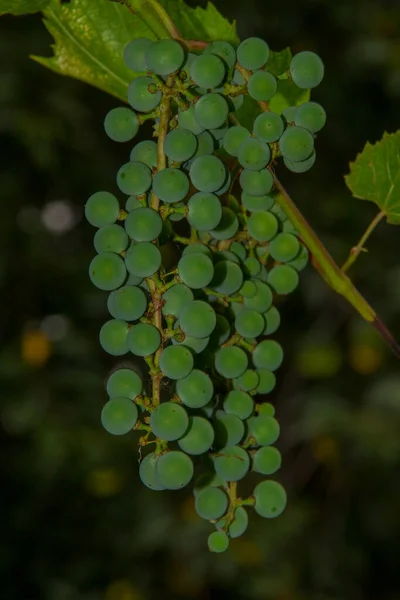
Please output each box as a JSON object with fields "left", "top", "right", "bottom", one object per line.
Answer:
{"left": 248, "top": 70, "right": 277, "bottom": 102}
{"left": 237, "top": 37, "right": 270, "bottom": 70}
{"left": 161, "top": 284, "right": 193, "bottom": 317}
{"left": 269, "top": 233, "right": 300, "bottom": 262}
{"left": 214, "top": 446, "right": 250, "bottom": 481}
{"left": 258, "top": 402, "right": 275, "bottom": 416}
{"left": 182, "top": 243, "right": 213, "bottom": 259}
{"left": 240, "top": 168, "right": 274, "bottom": 197}
{"left": 209, "top": 207, "right": 239, "bottom": 240}
{"left": 215, "top": 250, "right": 240, "bottom": 265}
{"left": 209, "top": 314, "right": 231, "bottom": 347}
{"left": 215, "top": 346, "right": 248, "bottom": 379}
{"left": 268, "top": 265, "right": 299, "bottom": 294}
{"left": 240, "top": 280, "right": 257, "bottom": 298}
{"left": 150, "top": 402, "right": 189, "bottom": 441}
{"left": 94, "top": 224, "right": 129, "bottom": 254}
{"left": 146, "top": 39, "right": 185, "bottom": 75}
{"left": 190, "top": 54, "right": 226, "bottom": 89}
{"left": 189, "top": 155, "right": 226, "bottom": 193}
{"left": 223, "top": 390, "right": 254, "bottom": 420}
{"left": 295, "top": 101, "right": 326, "bottom": 133}
{"left": 253, "top": 480, "right": 287, "bottom": 518}
{"left": 124, "top": 37, "right": 153, "bottom": 72}
{"left": 124, "top": 207, "right": 162, "bottom": 242}
{"left": 179, "top": 300, "right": 216, "bottom": 338}
{"left": 85, "top": 191, "right": 120, "bottom": 228}
{"left": 241, "top": 191, "right": 274, "bottom": 212}
{"left": 164, "top": 128, "right": 198, "bottom": 162}
{"left": 127, "top": 323, "right": 161, "bottom": 357}
{"left": 193, "top": 130, "right": 215, "bottom": 158}
{"left": 178, "top": 105, "right": 205, "bottom": 134}
{"left": 238, "top": 138, "right": 271, "bottom": 171}
{"left": 187, "top": 192, "right": 222, "bottom": 231}
{"left": 179, "top": 52, "right": 196, "bottom": 80}
{"left": 253, "top": 111, "right": 284, "bottom": 143}
{"left": 130, "top": 140, "right": 158, "bottom": 168}
{"left": 168, "top": 203, "right": 185, "bottom": 222}
{"left": 107, "top": 285, "right": 147, "bottom": 321}
{"left": 194, "top": 93, "right": 229, "bottom": 130}
{"left": 230, "top": 241, "right": 247, "bottom": 262}
{"left": 218, "top": 506, "right": 248, "bottom": 539}
{"left": 139, "top": 452, "right": 165, "bottom": 490}
{"left": 128, "top": 76, "right": 162, "bottom": 112}
{"left": 270, "top": 202, "right": 288, "bottom": 223}
{"left": 253, "top": 446, "right": 281, "bottom": 475}
{"left": 89, "top": 253, "right": 126, "bottom": 291}
{"left": 104, "top": 107, "right": 139, "bottom": 143}
{"left": 208, "top": 531, "right": 229, "bottom": 553}
{"left": 211, "top": 260, "right": 243, "bottom": 295}
{"left": 152, "top": 167, "right": 190, "bottom": 203}
{"left": 284, "top": 150, "right": 316, "bottom": 173}
{"left": 244, "top": 257, "right": 261, "bottom": 276}
{"left": 256, "top": 369, "right": 276, "bottom": 394}
{"left": 195, "top": 486, "right": 228, "bottom": 520}
{"left": 204, "top": 40, "right": 236, "bottom": 69}
{"left": 106, "top": 368, "right": 143, "bottom": 400}
{"left": 288, "top": 244, "right": 309, "bottom": 271}
{"left": 248, "top": 211, "right": 278, "bottom": 242}
{"left": 159, "top": 345, "right": 194, "bottom": 379}
{"left": 215, "top": 171, "right": 231, "bottom": 196}
{"left": 172, "top": 327, "right": 209, "bottom": 354}
{"left": 101, "top": 397, "right": 138, "bottom": 435}
{"left": 243, "top": 280, "right": 273, "bottom": 313}
{"left": 263, "top": 306, "right": 281, "bottom": 335}
{"left": 176, "top": 369, "right": 214, "bottom": 408}
{"left": 194, "top": 471, "right": 227, "bottom": 495}
{"left": 290, "top": 51, "right": 324, "bottom": 89}
{"left": 125, "top": 242, "right": 161, "bottom": 278}
{"left": 233, "top": 369, "right": 259, "bottom": 392}
{"left": 99, "top": 319, "right": 129, "bottom": 356}
{"left": 282, "top": 106, "right": 298, "bottom": 124}
{"left": 222, "top": 125, "right": 251, "bottom": 157}
{"left": 248, "top": 415, "right": 280, "bottom": 445}
{"left": 279, "top": 126, "right": 314, "bottom": 162}
{"left": 213, "top": 413, "right": 245, "bottom": 447}
{"left": 235, "top": 308, "right": 265, "bottom": 338}
{"left": 252, "top": 340, "right": 283, "bottom": 371}
{"left": 155, "top": 450, "right": 194, "bottom": 490}
{"left": 117, "top": 161, "right": 152, "bottom": 195}
{"left": 126, "top": 273, "right": 144, "bottom": 287}
{"left": 178, "top": 253, "right": 214, "bottom": 289}
{"left": 178, "top": 416, "right": 215, "bottom": 455}
{"left": 125, "top": 196, "right": 143, "bottom": 211}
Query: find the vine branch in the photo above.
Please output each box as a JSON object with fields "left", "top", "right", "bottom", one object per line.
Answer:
{"left": 341, "top": 210, "right": 385, "bottom": 272}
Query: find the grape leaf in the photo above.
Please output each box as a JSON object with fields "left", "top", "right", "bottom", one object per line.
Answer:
{"left": 266, "top": 47, "right": 292, "bottom": 77}
{"left": 345, "top": 131, "right": 400, "bottom": 225}
{"left": 269, "top": 79, "right": 309, "bottom": 115}
{"left": 0, "top": 0, "right": 49, "bottom": 14}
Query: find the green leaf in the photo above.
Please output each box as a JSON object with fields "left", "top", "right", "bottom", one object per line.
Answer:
{"left": 0, "top": 0, "right": 49, "bottom": 14}
{"left": 268, "top": 79, "right": 310, "bottom": 115}
{"left": 266, "top": 47, "right": 292, "bottom": 77}
{"left": 345, "top": 131, "right": 400, "bottom": 225}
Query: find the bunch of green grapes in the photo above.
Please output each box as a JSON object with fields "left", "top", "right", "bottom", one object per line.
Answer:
{"left": 84, "top": 33, "right": 324, "bottom": 553}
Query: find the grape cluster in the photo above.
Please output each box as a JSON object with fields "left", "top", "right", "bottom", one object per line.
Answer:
{"left": 85, "top": 35, "right": 324, "bottom": 552}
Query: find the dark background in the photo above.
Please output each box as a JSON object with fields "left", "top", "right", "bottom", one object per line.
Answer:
{"left": 1, "top": 1, "right": 400, "bottom": 599}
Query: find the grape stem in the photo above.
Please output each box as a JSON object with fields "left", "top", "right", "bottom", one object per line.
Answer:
{"left": 341, "top": 210, "right": 386, "bottom": 272}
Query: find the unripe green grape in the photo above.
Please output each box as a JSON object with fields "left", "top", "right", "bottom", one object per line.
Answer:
{"left": 209, "top": 207, "right": 239, "bottom": 240}
{"left": 253, "top": 111, "right": 284, "bottom": 143}
{"left": 155, "top": 450, "right": 194, "bottom": 490}
{"left": 161, "top": 283, "right": 193, "bottom": 317}
{"left": 124, "top": 37, "right": 153, "bottom": 72}
{"left": 237, "top": 37, "right": 270, "bottom": 70}
{"left": 164, "top": 128, "right": 198, "bottom": 162}
{"left": 85, "top": 191, "right": 120, "bottom": 228}
{"left": 152, "top": 167, "right": 190, "bottom": 204}
{"left": 178, "top": 416, "right": 215, "bottom": 455}
{"left": 222, "top": 125, "right": 251, "bottom": 157}
{"left": 171, "top": 327, "right": 210, "bottom": 354}
{"left": 211, "top": 260, "right": 244, "bottom": 295}
{"left": 253, "top": 446, "right": 281, "bottom": 475}
{"left": 218, "top": 506, "right": 248, "bottom": 539}
{"left": 290, "top": 51, "right": 324, "bottom": 89}
{"left": 104, "top": 107, "right": 139, "bottom": 142}
{"left": 145, "top": 39, "right": 185, "bottom": 75}
{"left": 270, "top": 202, "right": 288, "bottom": 223}
{"left": 101, "top": 397, "right": 138, "bottom": 435}
{"left": 125, "top": 196, "right": 143, "bottom": 211}
{"left": 179, "top": 300, "right": 217, "bottom": 338}
{"left": 193, "top": 130, "right": 215, "bottom": 158}
{"left": 124, "top": 207, "right": 162, "bottom": 242}
{"left": 268, "top": 264, "right": 299, "bottom": 294}
{"left": 230, "top": 241, "right": 247, "bottom": 262}
{"left": 247, "top": 415, "right": 280, "bottom": 445}
{"left": 195, "top": 486, "right": 228, "bottom": 520}
{"left": 178, "top": 105, "right": 205, "bottom": 134}
{"left": 208, "top": 531, "right": 229, "bottom": 553}
{"left": 214, "top": 446, "right": 250, "bottom": 481}
{"left": 258, "top": 402, "right": 275, "bottom": 416}
{"left": 159, "top": 345, "right": 194, "bottom": 379}
{"left": 190, "top": 54, "right": 226, "bottom": 89}
{"left": 233, "top": 369, "right": 259, "bottom": 392}
{"left": 215, "top": 346, "right": 248, "bottom": 379}
{"left": 243, "top": 280, "right": 273, "bottom": 313}
{"left": 125, "top": 242, "right": 161, "bottom": 278}
{"left": 150, "top": 402, "right": 189, "bottom": 441}
{"left": 204, "top": 40, "right": 236, "bottom": 69}
{"left": 194, "top": 471, "right": 227, "bottom": 496}
{"left": 241, "top": 191, "right": 274, "bottom": 212}
{"left": 89, "top": 252, "right": 127, "bottom": 291}
{"left": 279, "top": 126, "right": 314, "bottom": 162}
{"left": 168, "top": 203, "right": 185, "bottom": 222}
{"left": 252, "top": 340, "right": 284, "bottom": 371}
{"left": 263, "top": 306, "right": 281, "bottom": 335}
{"left": 127, "top": 323, "right": 161, "bottom": 357}
{"left": 209, "top": 314, "right": 231, "bottom": 347}
{"left": 282, "top": 106, "right": 298, "bottom": 124}
{"left": 247, "top": 211, "right": 278, "bottom": 242}
{"left": 240, "top": 280, "right": 257, "bottom": 298}
{"left": 194, "top": 93, "right": 229, "bottom": 130}
{"left": 187, "top": 192, "right": 222, "bottom": 231}
{"left": 240, "top": 168, "right": 274, "bottom": 196}
{"left": 117, "top": 161, "right": 152, "bottom": 196}
{"left": 128, "top": 76, "right": 162, "bottom": 112}
{"left": 182, "top": 243, "right": 213, "bottom": 259}
{"left": 223, "top": 390, "right": 254, "bottom": 420}
{"left": 99, "top": 319, "right": 129, "bottom": 356}
{"left": 214, "top": 171, "right": 232, "bottom": 196}
{"left": 244, "top": 256, "right": 261, "bottom": 276}
{"left": 215, "top": 250, "right": 240, "bottom": 265}
{"left": 213, "top": 413, "right": 245, "bottom": 447}
{"left": 94, "top": 224, "right": 129, "bottom": 254}
{"left": 238, "top": 138, "right": 271, "bottom": 171}
{"left": 139, "top": 452, "right": 165, "bottom": 490}
{"left": 179, "top": 52, "right": 196, "bottom": 80}
{"left": 288, "top": 244, "right": 309, "bottom": 271}
{"left": 178, "top": 253, "right": 214, "bottom": 289}
{"left": 189, "top": 155, "right": 227, "bottom": 193}
{"left": 253, "top": 480, "right": 287, "bottom": 518}
{"left": 107, "top": 285, "right": 147, "bottom": 321}
{"left": 269, "top": 232, "right": 300, "bottom": 262}
{"left": 130, "top": 140, "right": 158, "bottom": 168}
{"left": 284, "top": 150, "right": 316, "bottom": 173}
{"left": 248, "top": 70, "right": 277, "bottom": 102}
{"left": 235, "top": 308, "right": 265, "bottom": 338}
{"left": 176, "top": 369, "right": 214, "bottom": 408}
{"left": 295, "top": 101, "right": 326, "bottom": 133}
{"left": 106, "top": 368, "right": 143, "bottom": 400}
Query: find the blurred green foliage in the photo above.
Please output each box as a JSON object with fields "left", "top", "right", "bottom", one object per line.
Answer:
{"left": 1, "top": 1, "right": 400, "bottom": 599}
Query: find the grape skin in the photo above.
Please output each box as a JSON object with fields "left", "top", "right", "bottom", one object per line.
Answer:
{"left": 189, "top": 155, "right": 227, "bottom": 193}
{"left": 213, "top": 413, "right": 245, "bottom": 447}
{"left": 267, "top": 264, "right": 300, "bottom": 294}
{"left": 223, "top": 390, "right": 254, "bottom": 420}
{"left": 124, "top": 207, "right": 162, "bottom": 242}
{"left": 179, "top": 300, "right": 217, "bottom": 338}
{"left": 99, "top": 319, "right": 129, "bottom": 356}
{"left": 176, "top": 369, "right": 214, "bottom": 408}
{"left": 240, "top": 168, "right": 274, "bottom": 197}
{"left": 209, "top": 207, "right": 239, "bottom": 240}
{"left": 235, "top": 308, "right": 265, "bottom": 338}
{"left": 247, "top": 70, "right": 277, "bottom": 102}
{"left": 107, "top": 285, "right": 147, "bottom": 322}
{"left": 94, "top": 224, "right": 128, "bottom": 254}
{"left": 295, "top": 101, "right": 326, "bottom": 133}
{"left": 208, "top": 531, "right": 229, "bottom": 553}
{"left": 178, "top": 253, "right": 214, "bottom": 289}
{"left": 130, "top": 140, "right": 158, "bottom": 168}
{"left": 238, "top": 138, "right": 271, "bottom": 171}
{"left": 214, "top": 346, "right": 248, "bottom": 379}
{"left": 237, "top": 37, "right": 270, "bottom": 70}
{"left": 187, "top": 192, "right": 222, "bottom": 231}
{"left": 279, "top": 126, "right": 315, "bottom": 163}
{"left": 155, "top": 451, "right": 194, "bottom": 490}
{"left": 127, "top": 323, "right": 161, "bottom": 357}
{"left": 190, "top": 54, "right": 226, "bottom": 89}
{"left": 152, "top": 168, "right": 190, "bottom": 203}
{"left": 164, "top": 128, "right": 198, "bottom": 162}
{"left": 128, "top": 76, "right": 162, "bottom": 112}
{"left": 139, "top": 452, "right": 165, "bottom": 490}
{"left": 194, "top": 93, "right": 229, "bottom": 130}
{"left": 204, "top": 40, "right": 236, "bottom": 69}
{"left": 252, "top": 340, "right": 284, "bottom": 371}
{"left": 195, "top": 486, "right": 228, "bottom": 520}
{"left": 85, "top": 191, "right": 120, "bottom": 228}
{"left": 253, "top": 446, "right": 282, "bottom": 475}
{"left": 253, "top": 111, "right": 284, "bottom": 143}
{"left": 210, "top": 260, "right": 243, "bottom": 295}
{"left": 117, "top": 161, "right": 152, "bottom": 196}
{"left": 178, "top": 416, "right": 215, "bottom": 455}
{"left": 253, "top": 480, "right": 287, "bottom": 518}
{"left": 241, "top": 191, "right": 274, "bottom": 212}
{"left": 106, "top": 368, "right": 142, "bottom": 400}
{"left": 145, "top": 39, "right": 185, "bottom": 75}
{"left": 125, "top": 242, "right": 161, "bottom": 278}
{"left": 214, "top": 445, "right": 250, "bottom": 481}
{"left": 247, "top": 415, "right": 280, "bottom": 445}
{"left": 269, "top": 232, "right": 300, "bottom": 262}
{"left": 290, "top": 51, "right": 324, "bottom": 89}
{"left": 101, "top": 397, "right": 138, "bottom": 436}
{"left": 247, "top": 211, "right": 278, "bottom": 242}
{"left": 159, "top": 345, "right": 194, "bottom": 380}
{"left": 124, "top": 37, "right": 153, "bottom": 72}
{"left": 284, "top": 150, "right": 316, "bottom": 173}
{"left": 104, "top": 107, "right": 139, "bottom": 142}
{"left": 223, "top": 125, "right": 251, "bottom": 157}
{"left": 161, "top": 284, "right": 194, "bottom": 318}
{"left": 150, "top": 402, "right": 189, "bottom": 441}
